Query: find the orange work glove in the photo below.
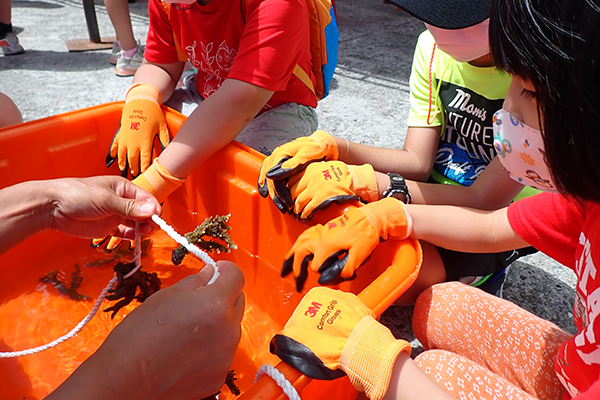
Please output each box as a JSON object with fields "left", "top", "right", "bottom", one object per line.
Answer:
{"left": 270, "top": 287, "right": 411, "bottom": 400}
{"left": 92, "top": 159, "right": 185, "bottom": 252}
{"left": 288, "top": 161, "right": 378, "bottom": 221}
{"left": 282, "top": 197, "right": 412, "bottom": 291}
{"left": 106, "top": 83, "right": 170, "bottom": 177}
{"left": 257, "top": 130, "right": 339, "bottom": 214}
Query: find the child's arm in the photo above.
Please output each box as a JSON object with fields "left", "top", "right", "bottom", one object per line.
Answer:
{"left": 408, "top": 203, "right": 529, "bottom": 253}
{"left": 335, "top": 125, "right": 442, "bottom": 182}
{"left": 406, "top": 157, "right": 526, "bottom": 210}
{"left": 283, "top": 198, "right": 529, "bottom": 287}
{"left": 156, "top": 78, "right": 274, "bottom": 179}
{"left": 133, "top": 59, "right": 186, "bottom": 102}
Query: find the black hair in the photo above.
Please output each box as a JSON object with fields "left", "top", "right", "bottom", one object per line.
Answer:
{"left": 490, "top": 0, "right": 600, "bottom": 202}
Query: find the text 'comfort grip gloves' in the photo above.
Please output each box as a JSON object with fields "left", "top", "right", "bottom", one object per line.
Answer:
{"left": 288, "top": 161, "right": 379, "bottom": 220}
{"left": 282, "top": 197, "right": 412, "bottom": 291}
{"left": 257, "top": 130, "right": 339, "bottom": 213}
{"left": 106, "top": 83, "right": 170, "bottom": 177}
{"left": 270, "top": 287, "right": 411, "bottom": 400}
{"left": 92, "top": 159, "right": 185, "bottom": 252}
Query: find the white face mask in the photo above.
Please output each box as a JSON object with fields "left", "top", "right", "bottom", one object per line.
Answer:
{"left": 425, "top": 19, "right": 490, "bottom": 63}
{"left": 492, "top": 109, "right": 558, "bottom": 193}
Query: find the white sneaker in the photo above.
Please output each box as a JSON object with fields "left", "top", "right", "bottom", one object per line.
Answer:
{"left": 109, "top": 41, "right": 121, "bottom": 65}
{"left": 115, "top": 41, "right": 144, "bottom": 77}
{"left": 0, "top": 27, "right": 25, "bottom": 56}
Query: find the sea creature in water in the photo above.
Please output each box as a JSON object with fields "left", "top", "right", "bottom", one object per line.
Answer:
{"left": 103, "top": 261, "right": 161, "bottom": 318}
{"left": 39, "top": 264, "right": 89, "bottom": 301}
{"left": 171, "top": 214, "right": 238, "bottom": 265}
{"left": 202, "top": 369, "right": 240, "bottom": 399}
{"left": 85, "top": 238, "right": 152, "bottom": 268}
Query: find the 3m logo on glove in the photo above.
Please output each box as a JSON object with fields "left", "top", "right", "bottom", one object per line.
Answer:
{"left": 305, "top": 301, "right": 322, "bottom": 317}
{"left": 327, "top": 214, "right": 349, "bottom": 230}
{"left": 316, "top": 300, "right": 341, "bottom": 330}
{"left": 130, "top": 122, "right": 141, "bottom": 130}
{"left": 330, "top": 164, "right": 344, "bottom": 182}
{"left": 322, "top": 168, "right": 332, "bottom": 181}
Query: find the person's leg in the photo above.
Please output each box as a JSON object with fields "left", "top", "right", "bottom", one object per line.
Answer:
{"left": 394, "top": 241, "right": 447, "bottom": 306}
{"left": 414, "top": 350, "right": 538, "bottom": 400}
{"left": 104, "top": 0, "right": 136, "bottom": 51}
{"left": 413, "top": 282, "right": 571, "bottom": 400}
{"left": 164, "top": 71, "right": 203, "bottom": 116}
{"left": 105, "top": 0, "right": 143, "bottom": 75}
{"left": 0, "top": 0, "right": 11, "bottom": 27}
{"left": 0, "top": 92, "right": 23, "bottom": 128}
{"left": 0, "top": 0, "right": 24, "bottom": 55}
{"left": 235, "top": 102, "right": 318, "bottom": 155}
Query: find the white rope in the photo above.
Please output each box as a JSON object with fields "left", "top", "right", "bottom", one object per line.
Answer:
{"left": 151, "top": 214, "right": 219, "bottom": 284}
{"left": 254, "top": 364, "right": 301, "bottom": 400}
{"left": 0, "top": 276, "right": 118, "bottom": 358}
{"left": 0, "top": 215, "right": 218, "bottom": 358}
{"left": 123, "top": 221, "right": 143, "bottom": 279}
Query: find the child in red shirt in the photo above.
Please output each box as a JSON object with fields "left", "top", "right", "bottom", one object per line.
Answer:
{"left": 95, "top": 0, "right": 320, "bottom": 251}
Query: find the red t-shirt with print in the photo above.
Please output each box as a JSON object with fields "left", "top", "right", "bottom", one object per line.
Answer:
{"left": 508, "top": 192, "right": 600, "bottom": 399}
{"left": 144, "top": 0, "right": 317, "bottom": 110}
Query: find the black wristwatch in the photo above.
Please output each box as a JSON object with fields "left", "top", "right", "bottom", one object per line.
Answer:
{"left": 382, "top": 173, "right": 411, "bottom": 204}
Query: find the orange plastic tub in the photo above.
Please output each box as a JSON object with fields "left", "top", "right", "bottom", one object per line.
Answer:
{"left": 0, "top": 103, "right": 421, "bottom": 400}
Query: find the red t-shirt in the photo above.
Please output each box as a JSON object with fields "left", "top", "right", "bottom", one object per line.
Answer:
{"left": 145, "top": 0, "right": 317, "bottom": 110}
{"left": 508, "top": 192, "right": 600, "bottom": 399}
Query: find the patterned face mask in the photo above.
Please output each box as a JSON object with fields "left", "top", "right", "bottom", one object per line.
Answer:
{"left": 492, "top": 109, "right": 558, "bottom": 193}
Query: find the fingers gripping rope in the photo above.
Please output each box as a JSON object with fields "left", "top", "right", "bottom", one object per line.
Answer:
{"left": 0, "top": 215, "right": 219, "bottom": 358}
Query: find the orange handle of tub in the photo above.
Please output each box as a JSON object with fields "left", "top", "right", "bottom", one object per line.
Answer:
{"left": 238, "top": 238, "right": 422, "bottom": 400}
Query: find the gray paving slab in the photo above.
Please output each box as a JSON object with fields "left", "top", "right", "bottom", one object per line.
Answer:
{"left": 1, "top": 0, "right": 577, "bottom": 358}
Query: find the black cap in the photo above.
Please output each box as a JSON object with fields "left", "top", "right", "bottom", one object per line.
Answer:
{"left": 387, "top": 0, "right": 492, "bottom": 29}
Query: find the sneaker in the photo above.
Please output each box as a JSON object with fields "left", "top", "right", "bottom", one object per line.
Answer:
{"left": 115, "top": 42, "right": 144, "bottom": 77}
{"left": 109, "top": 41, "right": 121, "bottom": 65}
{"left": 459, "top": 266, "right": 510, "bottom": 298}
{"left": 0, "top": 26, "right": 25, "bottom": 56}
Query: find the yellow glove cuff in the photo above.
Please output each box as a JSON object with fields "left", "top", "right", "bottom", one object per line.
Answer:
{"left": 362, "top": 197, "right": 413, "bottom": 240}
{"left": 310, "top": 130, "right": 340, "bottom": 160}
{"left": 348, "top": 164, "right": 378, "bottom": 203}
{"left": 132, "top": 159, "right": 185, "bottom": 203}
{"left": 126, "top": 83, "right": 163, "bottom": 105}
{"left": 339, "top": 315, "right": 411, "bottom": 400}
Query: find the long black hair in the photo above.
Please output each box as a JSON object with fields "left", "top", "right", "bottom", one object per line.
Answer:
{"left": 490, "top": 0, "right": 600, "bottom": 202}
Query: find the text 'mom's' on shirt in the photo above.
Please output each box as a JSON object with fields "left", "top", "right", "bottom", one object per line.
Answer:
{"left": 407, "top": 30, "right": 510, "bottom": 187}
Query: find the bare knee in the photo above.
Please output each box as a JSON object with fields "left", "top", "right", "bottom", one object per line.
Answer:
{"left": 394, "top": 241, "right": 447, "bottom": 306}
{"left": 0, "top": 92, "right": 23, "bottom": 128}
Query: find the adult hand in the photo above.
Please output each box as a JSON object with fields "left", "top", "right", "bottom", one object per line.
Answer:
{"left": 282, "top": 198, "right": 412, "bottom": 291}
{"left": 92, "top": 160, "right": 183, "bottom": 252}
{"left": 270, "top": 286, "right": 410, "bottom": 400}
{"left": 257, "top": 130, "right": 339, "bottom": 213}
{"left": 106, "top": 83, "right": 170, "bottom": 177}
{"left": 288, "top": 161, "right": 378, "bottom": 220}
{"left": 47, "top": 261, "right": 245, "bottom": 400}
{"left": 49, "top": 176, "right": 161, "bottom": 240}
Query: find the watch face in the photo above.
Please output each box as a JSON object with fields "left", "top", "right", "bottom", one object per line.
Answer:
{"left": 387, "top": 190, "right": 408, "bottom": 203}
